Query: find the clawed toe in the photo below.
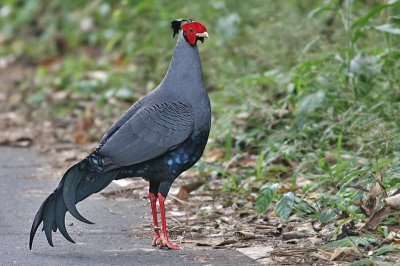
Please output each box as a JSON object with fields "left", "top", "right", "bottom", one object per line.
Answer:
{"left": 154, "top": 237, "right": 182, "bottom": 250}
{"left": 149, "top": 192, "right": 182, "bottom": 250}
{"left": 165, "top": 241, "right": 182, "bottom": 250}
{"left": 152, "top": 236, "right": 161, "bottom": 247}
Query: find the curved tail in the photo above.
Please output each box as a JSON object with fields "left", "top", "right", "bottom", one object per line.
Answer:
{"left": 29, "top": 155, "right": 119, "bottom": 249}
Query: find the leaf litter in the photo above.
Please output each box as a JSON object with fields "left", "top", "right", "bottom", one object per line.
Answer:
{"left": 1, "top": 57, "right": 400, "bottom": 266}
{"left": 2, "top": 100, "right": 399, "bottom": 264}
{"left": 2, "top": 100, "right": 398, "bottom": 265}
{"left": 99, "top": 172, "right": 351, "bottom": 265}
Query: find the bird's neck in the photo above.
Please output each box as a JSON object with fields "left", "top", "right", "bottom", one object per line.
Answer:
{"left": 161, "top": 32, "right": 204, "bottom": 89}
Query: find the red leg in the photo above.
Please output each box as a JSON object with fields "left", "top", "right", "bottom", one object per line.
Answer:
{"left": 157, "top": 192, "right": 182, "bottom": 250}
{"left": 149, "top": 192, "right": 161, "bottom": 246}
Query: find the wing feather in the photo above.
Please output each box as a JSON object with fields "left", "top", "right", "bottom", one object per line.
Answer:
{"left": 99, "top": 101, "right": 194, "bottom": 166}
{"left": 99, "top": 100, "right": 143, "bottom": 146}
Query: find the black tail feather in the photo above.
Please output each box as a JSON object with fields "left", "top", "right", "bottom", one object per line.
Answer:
{"left": 43, "top": 196, "right": 56, "bottom": 247}
{"left": 29, "top": 158, "right": 119, "bottom": 249}
{"left": 29, "top": 194, "right": 51, "bottom": 249}
{"left": 76, "top": 171, "right": 117, "bottom": 202}
{"left": 62, "top": 165, "right": 94, "bottom": 225}
{"left": 54, "top": 192, "right": 75, "bottom": 243}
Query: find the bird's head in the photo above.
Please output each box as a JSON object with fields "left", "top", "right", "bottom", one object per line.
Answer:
{"left": 171, "top": 19, "right": 209, "bottom": 46}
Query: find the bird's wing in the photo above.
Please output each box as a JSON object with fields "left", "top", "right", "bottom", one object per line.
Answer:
{"left": 99, "top": 100, "right": 143, "bottom": 145}
{"left": 98, "top": 101, "right": 195, "bottom": 166}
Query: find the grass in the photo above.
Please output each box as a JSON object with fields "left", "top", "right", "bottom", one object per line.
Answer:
{"left": 1, "top": 0, "right": 400, "bottom": 261}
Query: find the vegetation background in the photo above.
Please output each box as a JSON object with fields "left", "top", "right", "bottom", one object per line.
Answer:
{"left": 1, "top": 0, "right": 400, "bottom": 264}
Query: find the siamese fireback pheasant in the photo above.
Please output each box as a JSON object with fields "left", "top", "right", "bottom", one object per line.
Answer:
{"left": 29, "top": 19, "right": 210, "bottom": 250}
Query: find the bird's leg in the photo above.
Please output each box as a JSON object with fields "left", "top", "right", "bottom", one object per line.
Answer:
{"left": 157, "top": 192, "right": 182, "bottom": 250}
{"left": 149, "top": 181, "right": 161, "bottom": 246}
{"left": 149, "top": 192, "right": 161, "bottom": 246}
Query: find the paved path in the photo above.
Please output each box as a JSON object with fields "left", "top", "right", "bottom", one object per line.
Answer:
{"left": 0, "top": 146, "right": 256, "bottom": 266}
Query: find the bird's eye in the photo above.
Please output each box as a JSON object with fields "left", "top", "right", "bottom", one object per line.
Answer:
{"left": 189, "top": 28, "right": 194, "bottom": 32}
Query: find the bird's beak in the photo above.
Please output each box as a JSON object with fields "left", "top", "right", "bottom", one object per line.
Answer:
{"left": 196, "top": 32, "right": 209, "bottom": 43}
{"left": 196, "top": 32, "right": 209, "bottom": 39}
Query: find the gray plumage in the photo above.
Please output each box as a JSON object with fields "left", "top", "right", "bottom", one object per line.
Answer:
{"left": 100, "top": 31, "right": 210, "bottom": 166}
{"left": 29, "top": 28, "right": 211, "bottom": 249}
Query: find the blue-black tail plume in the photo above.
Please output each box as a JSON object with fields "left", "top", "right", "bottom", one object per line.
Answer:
{"left": 29, "top": 153, "right": 118, "bottom": 249}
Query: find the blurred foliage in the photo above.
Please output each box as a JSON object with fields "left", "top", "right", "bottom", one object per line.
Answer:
{"left": 1, "top": 0, "right": 400, "bottom": 249}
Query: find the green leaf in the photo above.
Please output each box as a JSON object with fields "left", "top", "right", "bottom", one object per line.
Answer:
{"left": 255, "top": 183, "right": 278, "bottom": 214}
{"left": 318, "top": 158, "right": 330, "bottom": 173}
{"left": 374, "top": 245, "right": 400, "bottom": 256}
{"left": 322, "top": 236, "right": 379, "bottom": 249}
{"left": 319, "top": 209, "right": 338, "bottom": 224}
{"left": 296, "top": 90, "right": 325, "bottom": 116}
{"left": 352, "top": 3, "right": 396, "bottom": 30}
{"left": 350, "top": 53, "right": 382, "bottom": 76}
{"left": 274, "top": 192, "right": 295, "bottom": 220}
{"left": 302, "top": 183, "right": 317, "bottom": 194}
{"left": 375, "top": 24, "right": 400, "bottom": 35}
{"left": 351, "top": 2, "right": 398, "bottom": 43}
{"left": 224, "top": 130, "right": 233, "bottom": 161}
{"left": 349, "top": 259, "right": 379, "bottom": 266}
{"left": 295, "top": 90, "right": 325, "bottom": 126}
{"left": 256, "top": 151, "right": 265, "bottom": 180}
{"left": 332, "top": 161, "right": 350, "bottom": 175}
{"left": 27, "top": 88, "right": 49, "bottom": 105}
{"left": 295, "top": 199, "right": 316, "bottom": 215}
{"left": 307, "top": 6, "right": 332, "bottom": 19}
{"left": 371, "top": 159, "right": 394, "bottom": 172}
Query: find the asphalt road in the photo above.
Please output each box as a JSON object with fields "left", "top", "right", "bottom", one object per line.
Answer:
{"left": 0, "top": 146, "right": 256, "bottom": 266}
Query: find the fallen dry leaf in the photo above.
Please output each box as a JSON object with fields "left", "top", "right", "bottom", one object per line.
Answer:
{"left": 366, "top": 207, "right": 392, "bottom": 229}
{"left": 195, "top": 241, "right": 213, "bottom": 247}
{"left": 0, "top": 133, "right": 33, "bottom": 147}
{"left": 228, "top": 155, "right": 258, "bottom": 168}
{"left": 186, "top": 238, "right": 227, "bottom": 247}
{"left": 215, "top": 238, "right": 237, "bottom": 247}
{"left": 176, "top": 181, "right": 205, "bottom": 200}
{"left": 204, "top": 148, "right": 224, "bottom": 163}
{"left": 237, "top": 246, "right": 274, "bottom": 260}
{"left": 270, "top": 248, "right": 318, "bottom": 263}
{"left": 169, "top": 211, "right": 186, "bottom": 217}
{"left": 384, "top": 231, "right": 400, "bottom": 244}
{"left": 375, "top": 171, "right": 388, "bottom": 198}
{"left": 329, "top": 247, "right": 361, "bottom": 261}
{"left": 7, "top": 137, "right": 32, "bottom": 147}
{"left": 218, "top": 216, "right": 230, "bottom": 224}
{"left": 384, "top": 194, "right": 400, "bottom": 210}
{"left": 362, "top": 177, "right": 386, "bottom": 215}
{"left": 40, "top": 56, "right": 62, "bottom": 68}
{"left": 192, "top": 195, "right": 213, "bottom": 202}
{"left": 281, "top": 231, "right": 308, "bottom": 241}
{"left": 234, "top": 231, "right": 256, "bottom": 240}
{"left": 0, "top": 112, "right": 27, "bottom": 128}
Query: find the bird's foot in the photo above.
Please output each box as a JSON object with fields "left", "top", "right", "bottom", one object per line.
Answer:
{"left": 152, "top": 236, "right": 161, "bottom": 247}
{"left": 158, "top": 237, "right": 182, "bottom": 250}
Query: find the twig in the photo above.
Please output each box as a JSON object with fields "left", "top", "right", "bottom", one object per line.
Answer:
{"left": 375, "top": 171, "right": 388, "bottom": 198}
{"left": 168, "top": 195, "right": 192, "bottom": 205}
{"left": 343, "top": 185, "right": 369, "bottom": 193}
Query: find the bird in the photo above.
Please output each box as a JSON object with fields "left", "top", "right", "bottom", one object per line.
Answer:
{"left": 29, "top": 19, "right": 210, "bottom": 251}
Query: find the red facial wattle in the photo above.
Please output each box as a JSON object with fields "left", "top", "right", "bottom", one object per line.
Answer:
{"left": 181, "top": 22, "right": 209, "bottom": 45}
